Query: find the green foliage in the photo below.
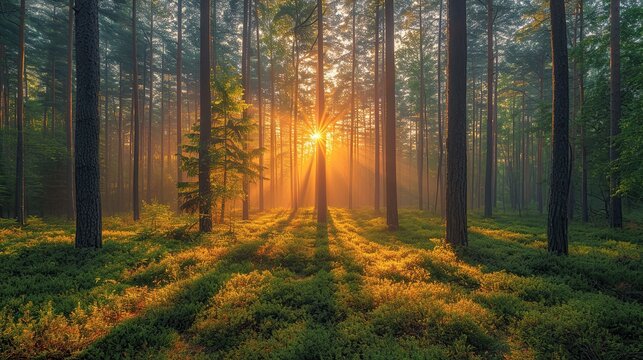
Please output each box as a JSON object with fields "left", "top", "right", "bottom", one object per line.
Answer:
{"left": 179, "top": 66, "right": 262, "bottom": 219}
{"left": 1, "top": 209, "right": 641, "bottom": 358}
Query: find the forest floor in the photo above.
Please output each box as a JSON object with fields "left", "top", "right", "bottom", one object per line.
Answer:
{"left": 0, "top": 206, "right": 641, "bottom": 359}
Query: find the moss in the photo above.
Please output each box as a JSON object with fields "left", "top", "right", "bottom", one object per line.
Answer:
{"left": 0, "top": 207, "right": 641, "bottom": 359}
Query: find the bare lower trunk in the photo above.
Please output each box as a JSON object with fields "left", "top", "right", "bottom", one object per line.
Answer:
{"left": 547, "top": 0, "right": 570, "bottom": 254}
{"left": 316, "top": 0, "right": 328, "bottom": 223}
{"left": 446, "top": 0, "right": 467, "bottom": 246}
{"left": 198, "top": 0, "right": 212, "bottom": 232}
{"left": 384, "top": 0, "right": 398, "bottom": 230}
{"left": 74, "top": 0, "right": 102, "bottom": 247}
{"left": 609, "top": 0, "right": 622, "bottom": 228}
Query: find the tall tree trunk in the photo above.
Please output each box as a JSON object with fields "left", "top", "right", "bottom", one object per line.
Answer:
{"left": 118, "top": 63, "right": 124, "bottom": 212}
{"left": 537, "top": 56, "right": 545, "bottom": 214}
{"left": 434, "top": 0, "right": 444, "bottom": 215}
{"left": 103, "top": 59, "right": 110, "bottom": 214}
{"left": 199, "top": 0, "right": 212, "bottom": 231}
{"left": 374, "top": 3, "right": 381, "bottom": 213}
{"left": 578, "top": 0, "right": 588, "bottom": 222}
{"left": 446, "top": 0, "right": 467, "bottom": 246}
{"left": 52, "top": 60, "right": 56, "bottom": 134}
{"left": 384, "top": 0, "right": 398, "bottom": 230}
{"left": 270, "top": 46, "right": 276, "bottom": 208}
{"left": 75, "top": 0, "right": 102, "bottom": 248}
{"left": 417, "top": 0, "right": 425, "bottom": 211}
{"left": 471, "top": 70, "right": 476, "bottom": 209}
{"left": 199, "top": 0, "right": 212, "bottom": 232}
{"left": 176, "top": 0, "right": 183, "bottom": 209}
{"left": 315, "top": 0, "right": 328, "bottom": 223}
{"left": 349, "top": 0, "right": 356, "bottom": 210}
{"left": 160, "top": 44, "right": 165, "bottom": 203}
{"left": 292, "top": 15, "right": 299, "bottom": 210}
{"left": 132, "top": 0, "right": 141, "bottom": 221}
{"left": 484, "top": 0, "right": 493, "bottom": 217}
{"left": 547, "top": 0, "right": 570, "bottom": 254}
{"left": 493, "top": 38, "right": 498, "bottom": 208}
{"left": 67, "top": 0, "right": 75, "bottom": 219}
{"left": 15, "top": 0, "right": 26, "bottom": 225}
{"left": 609, "top": 0, "right": 622, "bottom": 228}
{"left": 147, "top": 2, "right": 154, "bottom": 203}
{"left": 241, "top": 0, "right": 250, "bottom": 220}
{"left": 256, "top": 0, "right": 264, "bottom": 211}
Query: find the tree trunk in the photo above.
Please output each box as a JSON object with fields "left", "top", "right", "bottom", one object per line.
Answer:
{"left": 417, "top": 0, "right": 425, "bottom": 211}
{"left": 270, "top": 46, "right": 276, "bottom": 208}
{"left": 15, "top": 0, "right": 26, "bottom": 225}
{"left": 147, "top": 3, "right": 154, "bottom": 203}
{"left": 132, "top": 0, "right": 141, "bottom": 221}
{"left": 484, "top": 0, "right": 493, "bottom": 217}
{"left": 103, "top": 59, "right": 110, "bottom": 214}
{"left": 256, "top": 0, "right": 264, "bottom": 212}
{"left": 74, "top": 0, "right": 102, "bottom": 248}
{"left": 374, "top": 4, "right": 381, "bottom": 213}
{"left": 176, "top": 0, "right": 183, "bottom": 209}
{"left": 241, "top": 0, "right": 250, "bottom": 220}
{"left": 384, "top": 0, "right": 398, "bottom": 230}
{"left": 160, "top": 44, "right": 165, "bottom": 203}
{"left": 67, "top": 0, "right": 75, "bottom": 219}
{"left": 446, "top": 0, "right": 467, "bottom": 246}
{"left": 199, "top": 0, "right": 213, "bottom": 232}
{"left": 609, "top": 0, "right": 622, "bottom": 228}
{"left": 349, "top": 0, "right": 356, "bottom": 210}
{"left": 537, "top": 57, "right": 545, "bottom": 214}
{"left": 547, "top": 0, "right": 570, "bottom": 255}
{"left": 578, "top": 0, "right": 588, "bottom": 222}
{"left": 118, "top": 63, "right": 124, "bottom": 212}
{"left": 434, "top": 0, "right": 444, "bottom": 215}
{"left": 316, "top": 0, "right": 328, "bottom": 223}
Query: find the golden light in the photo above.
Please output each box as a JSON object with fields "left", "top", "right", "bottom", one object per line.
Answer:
{"left": 310, "top": 131, "right": 323, "bottom": 142}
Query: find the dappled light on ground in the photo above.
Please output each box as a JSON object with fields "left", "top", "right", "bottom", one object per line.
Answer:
{"left": 0, "top": 208, "right": 641, "bottom": 359}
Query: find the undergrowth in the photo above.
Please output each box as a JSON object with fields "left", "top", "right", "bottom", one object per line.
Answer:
{"left": 0, "top": 206, "right": 640, "bottom": 359}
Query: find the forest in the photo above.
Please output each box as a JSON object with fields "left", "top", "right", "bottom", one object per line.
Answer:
{"left": 0, "top": 0, "right": 641, "bottom": 358}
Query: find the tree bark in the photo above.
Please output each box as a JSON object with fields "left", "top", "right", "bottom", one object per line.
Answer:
{"left": 484, "top": 0, "right": 493, "bottom": 217}
{"left": 132, "top": 0, "right": 141, "bottom": 221}
{"left": 147, "top": 2, "right": 154, "bottom": 203}
{"left": 417, "top": 0, "right": 425, "bottom": 211}
{"left": 75, "top": 0, "right": 102, "bottom": 247}
{"left": 434, "top": 0, "right": 444, "bottom": 215}
{"left": 316, "top": 0, "right": 328, "bottom": 223}
{"left": 384, "top": 0, "right": 398, "bottom": 229}
{"left": 256, "top": 0, "right": 264, "bottom": 212}
{"left": 547, "top": 0, "right": 570, "bottom": 255}
{"left": 199, "top": 0, "right": 213, "bottom": 231}
{"left": 160, "top": 44, "right": 165, "bottom": 203}
{"left": 67, "top": 0, "right": 75, "bottom": 219}
{"left": 15, "top": 0, "right": 26, "bottom": 225}
{"left": 176, "top": 0, "right": 183, "bottom": 209}
{"left": 578, "top": 0, "right": 588, "bottom": 222}
{"left": 118, "top": 63, "right": 124, "bottom": 212}
{"left": 349, "top": 0, "right": 356, "bottom": 210}
{"left": 103, "top": 59, "right": 110, "bottom": 214}
{"left": 241, "top": 0, "right": 250, "bottom": 220}
{"left": 609, "top": 0, "right": 622, "bottom": 228}
{"left": 374, "top": 4, "right": 381, "bottom": 213}
{"left": 446, "top": 0, "right": 467, "bottom": 246}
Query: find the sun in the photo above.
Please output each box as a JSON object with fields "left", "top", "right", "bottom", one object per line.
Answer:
{"left": 310, "top": 131, "right": 323, "bottom": 142}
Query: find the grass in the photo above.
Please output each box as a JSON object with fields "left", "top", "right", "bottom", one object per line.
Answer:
{"left": 0, "top": 205, "right": 641, "bottom": 359}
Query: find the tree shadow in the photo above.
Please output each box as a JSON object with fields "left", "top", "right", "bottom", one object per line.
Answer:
{"left": 79, "top": 213, "right": 298, "bottom": 358}
{"left": 0, "top": 235, "right": 177, "bottom": 314}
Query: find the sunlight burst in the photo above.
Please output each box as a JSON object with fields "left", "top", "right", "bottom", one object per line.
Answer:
{"left": 310, "top": 131, "right": 323, "bottom": 142}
